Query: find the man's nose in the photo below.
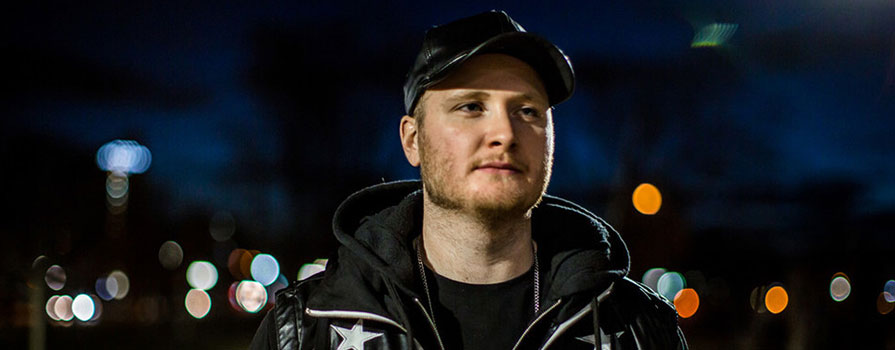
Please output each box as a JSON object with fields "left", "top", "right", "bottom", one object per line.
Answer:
{"left": 484, "top": 108, "right": 517, "bottom": 150}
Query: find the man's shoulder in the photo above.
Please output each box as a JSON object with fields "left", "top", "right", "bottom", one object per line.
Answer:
{"left": 249, "top": 275, "right": 325, "bottom": 350}
{"left": 603, "top": 277, "right": 687, "bottom": 349}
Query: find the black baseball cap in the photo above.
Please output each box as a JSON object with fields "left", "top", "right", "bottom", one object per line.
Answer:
{"left": 402, "top": 10, "right": 575, "bottom": 115}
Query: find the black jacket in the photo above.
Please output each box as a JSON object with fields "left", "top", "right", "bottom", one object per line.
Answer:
{"left": 250, "top": 180, "right": 687, "bottom": 349}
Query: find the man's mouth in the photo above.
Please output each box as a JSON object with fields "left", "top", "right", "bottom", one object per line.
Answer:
{"left": 474, "top": 161, "right": 522, "bottom": 174}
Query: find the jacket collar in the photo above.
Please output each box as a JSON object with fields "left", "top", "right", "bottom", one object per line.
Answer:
{"left": 306, "top": 180, "right": 630, "bottom": 322}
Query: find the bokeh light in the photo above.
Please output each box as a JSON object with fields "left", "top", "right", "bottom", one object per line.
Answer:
{"left": 829, "top": 273, "right": 851, "bottom": 302}
{"left": 228, "top": 249, "right": 253, "bottom": 280}
{"left": 107, "top": 270, "right": 130, "bottom": 300}
{"left": 32, "top": 255, "right": 50, "bottom": 270}
{"left": 96, "top": 139, "right": 152, "bottom": 174}
{"left": 184, "top": 289, "right": 211, "bottom": 319}
{"left": 250, "top": 254, "right": 280, "bottom": 286}
{"left": 106, "top": 172, "right": 129, "bottom": 199}
{"left": 209, "top": 211, "right": 236, "bottom": 242}
{"left": 884, "top": 280, "right": 895, "bottom": 303}
{"left": 691, "top": 23, "right": 738, "bottom": 48}
{"left": 878, "top": 292, "right": 895, "bottom": 315}
{"left": 673, "top": 288, "right": 699, "bottom": 318}
{"left": 236, "top": 280, "right": 267, "bottom": 313}
{"left": 657, "top": 271, "right": 685, "bottom": 301}
{"left": 765, "top": 286, "right": 789, "bottom": 314}
{"left": 632, "top": 183, "right": 662, "bottom": 215}
{"left": 158, "top": 241, "right": 184, "bottom": 270}
{"left": 89, "top": 294, "right": 103, "bottom": 322}
{"left": 55, "top": 295, "right": 74, "bottom": 321}
{"left": 45, "top": 265, "right": 66, "bottom": 291}
{"left": 186, "top": 261, "right": 218, "bottom": 290}
{"left": 46, "top": 295, "right": 61, "bottom": 321}
{"left": 72, "top": 294, "right": 95, "bottom": 322}
{"left": 298, "top": 262, "right": 326, "bottom": 281}
{"left": 95, "top": 277, "right": 113, "bottom": 301}
{"left": 642, "top": 267, "right": 667, "bottom": 292}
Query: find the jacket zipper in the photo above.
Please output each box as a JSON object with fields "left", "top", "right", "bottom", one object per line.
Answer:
{"left": 413, "top": 297, "right": 446, "bottom": 350}
{"left": 536, "top": 283, "right": 615, "bottom": 349}
{"left": 511, "top": 299, "right": 563, "bottom": 350}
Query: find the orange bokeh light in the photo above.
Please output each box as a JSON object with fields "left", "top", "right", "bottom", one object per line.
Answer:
{"left": 878, "top": 292, "right": 895, "bottom": 315}
{"left": 765, "top": 286, "right": 789, "bottom": 314}
{"left": 632, "top": 183, "right": 662, "bottom": 215}
{"left": 673, "top": 288, "right": 699, "bottom": 318}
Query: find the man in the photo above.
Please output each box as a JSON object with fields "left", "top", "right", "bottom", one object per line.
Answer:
{"left": 251, "top": 10, "right": 687, "bottom": 350}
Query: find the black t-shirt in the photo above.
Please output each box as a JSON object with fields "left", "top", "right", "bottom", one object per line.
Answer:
{"left": 424, "top": 266, "right": 536, "bottom": 350}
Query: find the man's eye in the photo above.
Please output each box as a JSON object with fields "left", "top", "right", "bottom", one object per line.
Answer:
{"left": 457, "top": 103, "right": 483, "bottom": 113}
{"left": 519, "top": 107, "right": 541, "bottom": 118}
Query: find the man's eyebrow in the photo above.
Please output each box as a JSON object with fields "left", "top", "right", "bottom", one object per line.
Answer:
{"left": 442, "top": 91, "right": 491, "bottom": 103}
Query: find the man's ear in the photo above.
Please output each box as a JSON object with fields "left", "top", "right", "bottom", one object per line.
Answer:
{"left": 400, "top": 115, "right": 420, "bottom": 167}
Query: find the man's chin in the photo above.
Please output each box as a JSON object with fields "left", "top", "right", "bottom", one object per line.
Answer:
{"left": 466, "top": 192, "right": 542, "bottom": 219}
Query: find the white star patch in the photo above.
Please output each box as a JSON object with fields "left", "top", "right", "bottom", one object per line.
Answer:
{"left": 331, "top": 319, "right": 383, "bottom": 350}
{"left": 576, "top": 330, "right": 624, "bottom": 350}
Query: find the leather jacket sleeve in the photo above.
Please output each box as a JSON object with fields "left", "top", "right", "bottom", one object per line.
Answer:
{"left": 602, "top": 277, "right": 688, "bottom": 349}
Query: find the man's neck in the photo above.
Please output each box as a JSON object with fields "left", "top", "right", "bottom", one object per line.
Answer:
{"left": 420, "top": 197, "right": 534, "bottom": 284}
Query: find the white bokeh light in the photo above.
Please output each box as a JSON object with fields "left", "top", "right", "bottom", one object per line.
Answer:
{"left": 236, "top": 280, "right": 267, "bottom": 313}
{"left": 96, "top": 140, "right": 152, "bottom": 174}
{"left": 187, "top": 261, "right": 218, "bottom": 290}
{"left": 72, "top": 294, "right": 96, "bottom": 322}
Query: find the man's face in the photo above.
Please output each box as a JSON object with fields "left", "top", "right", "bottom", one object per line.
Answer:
{"left": 401, "top": 53, "right": 554, "bottom": 218}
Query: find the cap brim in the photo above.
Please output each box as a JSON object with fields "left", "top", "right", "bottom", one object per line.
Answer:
{"left": 421, "top": 32, "right": 575, "bottom": 108}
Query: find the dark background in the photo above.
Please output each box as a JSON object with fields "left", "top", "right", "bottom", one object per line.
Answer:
{"left": 2, "top": 1, "right": 894, "bottom": 349}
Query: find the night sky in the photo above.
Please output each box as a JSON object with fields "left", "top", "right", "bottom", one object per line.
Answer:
{"left": 2, "top": 1, "right": 894, "bottom": 349}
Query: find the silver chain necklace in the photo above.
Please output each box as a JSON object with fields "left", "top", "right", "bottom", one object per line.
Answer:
{"left": 414, "top": 237, "right": 540, "bottom": 324}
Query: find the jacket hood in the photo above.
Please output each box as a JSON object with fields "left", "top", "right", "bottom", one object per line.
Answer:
{"left": 306, "top": 180, "right": 630, "bottom": 319}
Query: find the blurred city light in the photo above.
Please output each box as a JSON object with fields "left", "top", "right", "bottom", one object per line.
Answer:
{"left": 89, "top": 294, "right": 103, "bottom": 322}
{"left": 632, "top": 183, "right": 662, "bottom": 215}
{"left": 209, "top": 211, "right": 236, "bottom": 242}
{"left": 186, "top": 261, "right": 218, "bottom": 290}
{"left": 673, "top": 288, "right": 699, "bottom": 318}
{"left": 107, "top": 270, "right": 131, "bottom": 300}
{"left": 250, "top": 254, "right": 280, "bottom": 286}
{"left": 46, "top": 295, "right": 61, "bottom": 321}
{"left": 829, "top": 273, "right": 851, "bottom": 302}
{"left": 642, "top": 267, "right": 667, "bottom": 292}
{"left": 765, "top": 285, "right": 789, "bottom": 314}
{"left": 236, "top": 280, "right": 267, "bottom": 313}
{"left": 158, "top": 241, "right": 184, "bottom": 270}
{"left": 95, "top": 277, "right": 113, "bottom": 301}
{"left": 884, "top": 280, "right": 895, "bottom": 302}
{"left": 298, "top": 262, "right": 326, "bottom": 281}
{"left": 657, "top": 271, "right": 685, "bottom": 301}
{"left": 106, "top": 172, "right": 129, "bottom": 198}
{"left": 45, "top": 265, "right": 66, "bottom": 290}
{"left": 32, "top": 255, "right": 50, "bottom": 270}
{"left": 184, "top": 289, "right": 211, "bottom": 319}
{"left": 72, "top": 294, "right": 96, "bottom": 322}
{"left": 228, "top": 248, "right": 253, "bottom": 280}
{"left": 55, "top": 295, "right": 74, "bottom": 321}
{"left": 750, "top": 286, "right": 767, "bottom": 313}
{"left": 691, "top": 23, "right": 738, "bottom": 48}
{"left": 96, "top": 139, "right": 152, "bottom": 174}
{"left": 227, "top": 282, "right": 241, "bottom": 312}
{"left": 878, "top": 292, "right": 895, "bottom": 315}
